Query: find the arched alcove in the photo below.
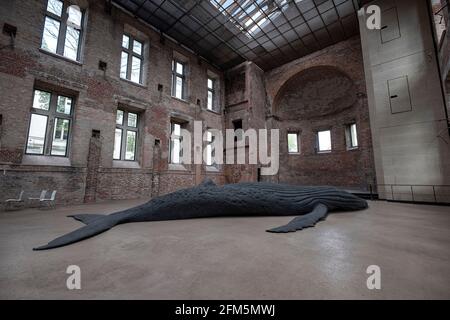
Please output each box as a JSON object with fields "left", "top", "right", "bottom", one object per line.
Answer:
{"left": 273, "top": 66, "right": 357, "bottom": 119}
{"left": 270, "top": 66, "right": 375, "bottom": 190}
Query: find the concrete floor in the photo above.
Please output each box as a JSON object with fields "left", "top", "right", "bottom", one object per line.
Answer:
{"left": 0, "top": 199, "right": 449, "bottom": 299}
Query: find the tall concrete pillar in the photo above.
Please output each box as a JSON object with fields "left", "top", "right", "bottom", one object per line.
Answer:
{"left": 358, "top": 0, "right": 450, "bottom": 202}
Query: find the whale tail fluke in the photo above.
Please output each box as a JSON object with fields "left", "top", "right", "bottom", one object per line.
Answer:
{"left": 266, "top": 203, "right": 329, "bottom": 233}
{"left": 33, "top": 215, "right": 116, "bottom": 251}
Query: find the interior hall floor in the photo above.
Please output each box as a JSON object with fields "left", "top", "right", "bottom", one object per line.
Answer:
{"left": 0, "top": 199, "right": 449, "bottom": 299}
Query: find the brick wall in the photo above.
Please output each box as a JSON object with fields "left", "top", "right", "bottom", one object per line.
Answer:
{"left": 0, "top": 0, "right": 225, "bottom": 208}
{"left": 264, "top": 37, "right": 376, "bottom": 190}
{"left": 0, "top": 1, "right": 375, "bottom": 210}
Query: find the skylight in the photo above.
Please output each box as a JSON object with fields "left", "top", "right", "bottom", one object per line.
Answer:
{"left": 210, "top": 0, "right": 288, "bottom": 37}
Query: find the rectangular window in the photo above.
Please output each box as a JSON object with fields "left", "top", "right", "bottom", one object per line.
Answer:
{"left": 41, "top": 0, "right": 84, "bottom": 61}
{"left": 317, "top": 130, "right": 332, "bottom": 153}
{"left": 345, "top": 123, "right": 359, "bottom": 149}
{"left": 287, "top": 132, "right": 299, "bottom": 154}
{"left": 26, "top": 89, "right": 73, "bottom": 157}
{"left": 120, "top": 34, "right": 143, "bottom": 84}
{"left": 113, "top": 109, "right": 138, "bottom": 161}
{"left": 206, "top": 130, "right": 216, "bottom": 166}
{"left": 172, "top": 60, "right": 186, "bottom": 100}
{"left": 207, "top": 78, "right": 215, "bottom": 111}
{"left": 170, "top": 122, "right": 184, "bottom": 164}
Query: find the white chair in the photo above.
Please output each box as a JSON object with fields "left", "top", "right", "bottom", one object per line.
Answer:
{"left": 5, "top": 190, "right": 24, "bottom": 203}
{"left": 5, "top": 190, "right": 25, "bottom": 211}
{"left": 29, "top": 190, "right": 47, "bottom": 201}
{"left": 40, "top": 190, "right": 57, "bottom": 209}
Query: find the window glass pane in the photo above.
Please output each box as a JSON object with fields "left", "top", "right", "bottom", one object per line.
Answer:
{"left": 26, "top": 114, "right": 48, "bottom": 154}
{"left": 318, "top": 130, "right": 331, "bottom": 151}
{"left": 56, "top": 96, "right": 72, "bottom": 114}
{"left": 176, "top": 62, "right": 183, "bottom": 75}
{"left": 128, "top": 112, "right": 137, "bottom": 127}
{"left": 51, "top": 118, "right": 69, "bottom": 156}
{"left": 47, "top": 0, "right": 63, "bottom": 16}
{"left": 32, "top": 90, "right": 51, "bottom": 110}
{"left": 207, "top": 78, "right": 213, "bottom": 89}
{"left": 172, "top": 138, "right": 180, "bottom": 164}
{"left": 41, "top": 17, "right": 60, "bottom": 53}
{"left": 206, "top": 144, "right": 212, "bottom": 166}
{"left": 130, "top": 56, "right": 141, "bottom": 83}
{"left": 133, "top": 40, "right": 142, "bottom": 55}
{"left": 206, "top": 131, "right": 213, "bottom": 165}
{"left": 67, "top": 5, "right": 82, "bottom": 28}
{"left": 116, "top": 110, "right": 123, "bottom": 125}
{"left": 122, "top": 35, "right": 129, "bottom": 49}
{"left": 64, "top": 26, "right": 80, "bottom": 60}
{"left": 113, "top": 128, "right": 122, "bottom": 160}
{"left": 350, "top": 124, "right": 358, "bottom": 147}
{"left": 120, "top": 52, "right": 128, "bottom": 79}
{"left": 175, "top": 76, "right": 183, "bottom": 99}
{"left": 287, "top": 133, "right": 298, "bottom": 153}
{"left": 207, "top": 91, "right": 213, "bottom": 110}
{"left": 125, "top": 131, "right": 136, "bottom": 160}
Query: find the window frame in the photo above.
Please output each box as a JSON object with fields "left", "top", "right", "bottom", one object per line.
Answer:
{"left": 169, "top": 121, "right": 184, "bottom": 164}
{"left": 25, "top": 88, "right": 74, "bottom": 157}
{"left": 345, "top": 123, "right": 359, "bottom": 150}
{"left": 172, "top": 60, "right": 186, "bottom": 100}
{"left": 120, "top": 34, "right": 144, "bottom": 84}
{"left": 287, "top": 132, "right": 300, "bottom": 154}
{"left": 113, "top": 109, "right": 139, "bottom": 161}
{"left": 207, "top": 77, "right": 215, "bottom": 111}
{"left": 41, "top": 0, "right": 85, "bottom": 62}
{"left": 206, "top": 129, "right": 216, "bottom": 167}
{"left": 316, "top": 129, "right": 332, "bottom": 153}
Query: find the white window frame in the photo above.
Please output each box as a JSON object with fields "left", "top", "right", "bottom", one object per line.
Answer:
{"left": 345, "top": 123, "right": 359, "bottom": 150}
{"left": 316, "top": 129, "right": 332, "bottom": 153}
{"left": 287, "top": 132, "right": 300, "bottom": 154}
{"left": 172, "top": 60, "right": 186, "bottom": 100}
{"left": 25, "top": 89, "right": 74, "bottom": 157}
{"left": 169, "top": 122, "right": 184, "bottom": 164}
{"left": 113, "top": 109, "right": 139, "bottom": 161}
{"left": 120, "top": 34, "right": 144, "bottom": 84}
{"left": 41, "top": 0, "right": 84, "bottom": 61}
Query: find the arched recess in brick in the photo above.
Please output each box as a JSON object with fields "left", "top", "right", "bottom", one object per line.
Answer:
{"left": 269, "top": 65, "right": 376, "bottom": 190}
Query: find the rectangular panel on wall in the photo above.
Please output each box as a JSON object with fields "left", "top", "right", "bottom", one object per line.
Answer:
{"left": 380, "top": 7, "right": 401, "bottom": 43}
{"left": 387, "top": 76, "right": 412, "bottom": 114}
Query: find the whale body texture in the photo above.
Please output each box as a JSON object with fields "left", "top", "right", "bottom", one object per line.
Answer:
{"left": 33, "top": 180, "right": 368, "bottom": 250}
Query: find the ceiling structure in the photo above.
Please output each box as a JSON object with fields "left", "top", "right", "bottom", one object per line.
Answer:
{"left": 111, "top": 0, "right": 363, "bottom": 71}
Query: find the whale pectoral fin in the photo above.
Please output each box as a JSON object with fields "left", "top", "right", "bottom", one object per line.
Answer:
{"left": 266, "top": 203, "right": 329, "bottom": 233}
{"left": 67, "top": 214, "right": 105, "bottom": 225}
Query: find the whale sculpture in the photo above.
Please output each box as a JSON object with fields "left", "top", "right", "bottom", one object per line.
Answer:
{"left": 33, "top": 180, "right": 368, "bottom": 250}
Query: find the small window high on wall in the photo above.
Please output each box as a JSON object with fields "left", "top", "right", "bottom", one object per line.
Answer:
{"left": 113, "top": 109, "right": 139, "bottom": 161}
{"left": 287, "top": 132, "right": 299, "bottom": 154}
{"left": 120, "top": 34, "right": 144, "bottom": 84}
{"left": 172, "top": 60, "right": 186, "bottom": 100}
{"left": 345, "top": 123, "right": 359, "bottom": 149}
{"left": 41, "top": 0, "right": 84, "bottom": 61}
{"left": 207, "top": 78, "right": 215, "bottom": 111}
{"left": 317, "top": 130, "right": 331, "bottom": 153}
{"left": 26, "top": 89, "right": 73, "bottom": 157}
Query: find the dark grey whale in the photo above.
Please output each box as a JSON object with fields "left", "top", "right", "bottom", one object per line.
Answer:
{"left": 33, "top": 180, "right": 368, "bottom": 250}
